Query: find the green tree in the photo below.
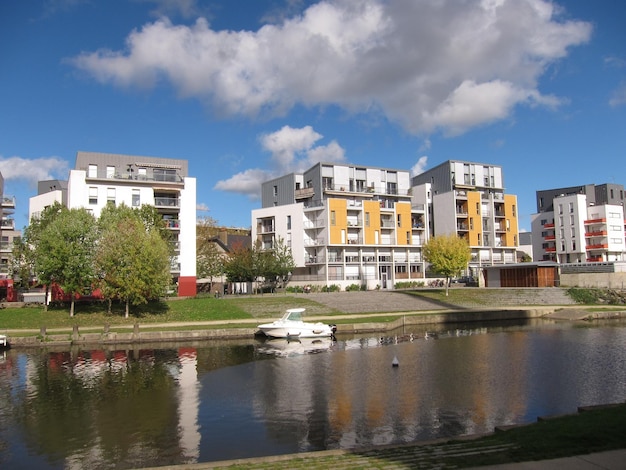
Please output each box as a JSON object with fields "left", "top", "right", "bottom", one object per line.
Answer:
{"left": 254, "top": 237, "right": 296, "bottom": 292}
{"left": 222, "top": 243, "right": 255, "bottom": 289}
{"left": 423, "top": 234, "right": 471, "bottom": 296}
{"left": 95, "top": 215, "right": 171, "bottom": 318}
{"left": 16, "top": 202, "right": 67, "bottom": 300}
{"left": 35, "top": 207, "right": 98, "bottom": 316}
{"left": 196, "top": 217, "right": 224, "bottom": 292}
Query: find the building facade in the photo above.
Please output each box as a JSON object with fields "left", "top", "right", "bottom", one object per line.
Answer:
{"left": 0, "top": 172, "right": 20, "bottom": 300}
{"left": 411, "top": 160, "right": 520, "bottom": 278}
{"left": 531, "top": 184, "right": 626, "bottom": 264}
{"left": 29, "top": 151, "right": 197, "bottom": 296}
{"left": 252, "top": 163, "right": 428, "bottom": 290}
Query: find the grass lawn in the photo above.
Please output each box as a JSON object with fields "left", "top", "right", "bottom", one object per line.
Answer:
{"left": 0, "top": 294, "right": 337, "bottom": 331}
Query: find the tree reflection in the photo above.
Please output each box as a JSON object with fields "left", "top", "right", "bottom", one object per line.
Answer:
{"left": 19, "top": 348, "right": 182, "bottom": 469}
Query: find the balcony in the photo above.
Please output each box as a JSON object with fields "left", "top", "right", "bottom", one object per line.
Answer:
{"left": 585, "top": 230, "right": 607, "bottom": 237}
{"left": 295, "top": 187, "right": 315, "bottom": 199}
{"left": 163, "top": 219, "right": 180, "bottom": 230}
{"left": 0, "top": 218, "right": 15, "bottom": 230}
{"left": 584, "top": 218, "right": 606, "bottom": 225}
{"left": 543, "top": 222, "right": 555, "bottom": 228}
{"left": 154, "top": 197, "right": 179, "bottom": 208}
{"left": 1, "top": 197, "right": 15, "bottom": 210}
{"left": 586, "top": 243, "right": 609, "bottom": 250}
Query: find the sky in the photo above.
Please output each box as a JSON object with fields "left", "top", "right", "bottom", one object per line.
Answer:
{"left": 1, "top": 0, "right": 625, "bottom": 233}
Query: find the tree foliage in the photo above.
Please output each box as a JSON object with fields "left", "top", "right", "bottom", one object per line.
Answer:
{"left": 423, "top": 234, "right": 471, "bottom": 296}
{"left": 95, "top": 206, "right": 171, "bottom": 317}
{"left": 196, "top": 216, "right": 224, "bottom": 287}
{"left": 34, "top": 206, "right": 98, "bottom": 316}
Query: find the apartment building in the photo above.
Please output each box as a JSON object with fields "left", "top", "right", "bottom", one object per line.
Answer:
{"left": 531, "top": 184, "right": 626, "bottom": 263}
{"left": 251, "top": 163, "right": 428, "bottom": 290}
{"left": 29, "top": 151, "right": 197, "bottom": 296}
{"left": 411, "top": 160, "right": 520, "bottom": 277}
{"left": 0, "top": 172, "right": 20, "bottom": 301}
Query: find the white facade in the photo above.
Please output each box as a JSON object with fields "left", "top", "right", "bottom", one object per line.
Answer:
{"left": 30, "top": 151, "right": 197, "bottom": 296}
{"left": 28, "top": 190, "right": 64, "bottom": 223}
{"left": 532, "top": 192, "right": 626, "bottom": 263}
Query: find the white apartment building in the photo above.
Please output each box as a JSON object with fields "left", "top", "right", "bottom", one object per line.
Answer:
{"left": 531, "top": 190, "right": 626, "bottom": 264}
{"left": 29, "top": 151, "right": 197, "bottom": 296}
{"left": 252, "top": 163, "right": 428, "bottom": 290}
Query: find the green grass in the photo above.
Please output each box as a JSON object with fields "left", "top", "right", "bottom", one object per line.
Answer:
{"left": 0, "top": 294, "right": 339, "bottom": 331}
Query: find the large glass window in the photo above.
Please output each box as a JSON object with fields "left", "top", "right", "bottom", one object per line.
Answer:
{"left": 88, "top": 164, "right": 97, "bottom": 178}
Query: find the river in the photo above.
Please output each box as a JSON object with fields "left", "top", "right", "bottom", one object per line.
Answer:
{"left": 1, "top": 318, "right": 625, "bottom": 469}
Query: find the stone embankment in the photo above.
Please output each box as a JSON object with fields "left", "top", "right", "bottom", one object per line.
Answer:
{"left": 6, "top": 288, "right": 625, "bottom": 348}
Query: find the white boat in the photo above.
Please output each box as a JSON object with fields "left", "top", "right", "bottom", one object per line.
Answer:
{"left": 257, "top": 308, "right": 336, "bottom": 338}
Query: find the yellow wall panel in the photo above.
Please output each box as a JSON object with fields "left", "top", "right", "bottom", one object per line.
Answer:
{"left": 363, "top": 200, "right": 381, "bottom": 245}
{"left": 504, "top": 194, "right": 519, "bottom": 247}
{"left": 329, "top": 198, "right": 347, "bottom": 244}
{"left": 467, "top": 191, "right": 482, "bottom": 246}
{"left": 396, "top": 202, "right": 412, "bottom": 245}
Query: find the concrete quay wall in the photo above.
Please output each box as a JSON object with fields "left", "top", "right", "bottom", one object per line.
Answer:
{"left": 6, "top": 308, "right": 561, "bottom": 348}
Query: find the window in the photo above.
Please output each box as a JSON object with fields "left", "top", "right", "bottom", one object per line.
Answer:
{"left": 89, "top": 187, "right": 98, "bottom": 205}
{"left": 558, "top": 204, "right": 563, "bottom": 215}
{"left": 107, "top": 188, "right": 116, "bottom": 206}
{"left": 273, "top": 185, "right": 278, "bottom": 197}
{"left": 476, "top": 202, "right": 480, "bottom": 215}
{"left": 106, "top": 166, "right": 115, "bottom": 179}
{"left": 88, "top": 164, "right": 97, "bottom": 178}
{"left": 365, "top": 212, "right": 370, "bottom": 227}
{"left": 286, "top": 215, "right": 291, "bottom": 230}
{"left": 132, "top": 189, "right": 140, "bottom": 207}
{"left": 397, "top": 214, "right": 402, "bottom": 227}
{"left": 512, "top": 205, "right": 516, "bottom": 216}
{"left": 331, "top": 210, "right": 336, "bottom": 226}
{"left": 137, "top": 168, "right": 147, "bottom": 180}
{"left": 569, "top": 202, "right": 574, "bottom": 213}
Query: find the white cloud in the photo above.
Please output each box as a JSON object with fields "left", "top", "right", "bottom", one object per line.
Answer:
{"left": 215, "top": 125, "right": 346, "bottom": 198}
{"left": 609, "top": 82, "right": 626, "bottom": 108}
{"left": 0, "top": 155, "right": 69, "bottom": 186}
{"left": 196, "top": 202, "right": 210, "bottom": 212}
{"left": 69, "top": 0, "right": 592, "bottom": 136}
{"left": 410, "top": 156, "right": 428, "bottom": 177}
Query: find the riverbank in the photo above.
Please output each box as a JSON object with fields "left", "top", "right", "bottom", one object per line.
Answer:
{"left": 5, "top": 306, "right": 626, "bottom": 348}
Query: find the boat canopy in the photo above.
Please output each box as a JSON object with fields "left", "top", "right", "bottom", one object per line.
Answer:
{"left": 282, "top": 308, "right": 306, "bottom": 321}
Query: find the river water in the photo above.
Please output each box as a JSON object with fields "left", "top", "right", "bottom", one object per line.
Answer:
{"left": 1, "top": 318, "right": 625, "bottom": 469}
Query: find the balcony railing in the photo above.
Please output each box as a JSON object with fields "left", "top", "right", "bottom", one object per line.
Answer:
{"left": 584, "top": 218, "right": 606, "bottom": 225}
{"left": 154, "top": 197, "right": 179, "bottom": 207}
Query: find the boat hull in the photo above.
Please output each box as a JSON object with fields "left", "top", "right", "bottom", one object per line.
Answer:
{"left": 257, "top": 321, "right": 335, "bottom": 338}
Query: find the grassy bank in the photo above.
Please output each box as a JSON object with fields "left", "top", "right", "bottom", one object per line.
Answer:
{"left": 0, "top": 295, "right": 338, "bottom": 331}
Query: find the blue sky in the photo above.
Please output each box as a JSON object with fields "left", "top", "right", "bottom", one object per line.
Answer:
{"left": 1, "top": 0, "right": 625, "bottom": 233}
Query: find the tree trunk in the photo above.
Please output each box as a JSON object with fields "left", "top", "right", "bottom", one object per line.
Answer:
{"left": 70, "top": 299, "right": 75, "bottom": 317}
{"left": 445, "top": 277, "right": 450, "bottom": 297}
{"left": 107, "top": 298, "right": 112, "bottom": 315}
{"left": 125, "top": 299, "right": 129, "bottom": 318}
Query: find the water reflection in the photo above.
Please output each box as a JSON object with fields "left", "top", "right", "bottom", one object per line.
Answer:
{"left": 0, "top": 320, "right": 625, "bottom": 469}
